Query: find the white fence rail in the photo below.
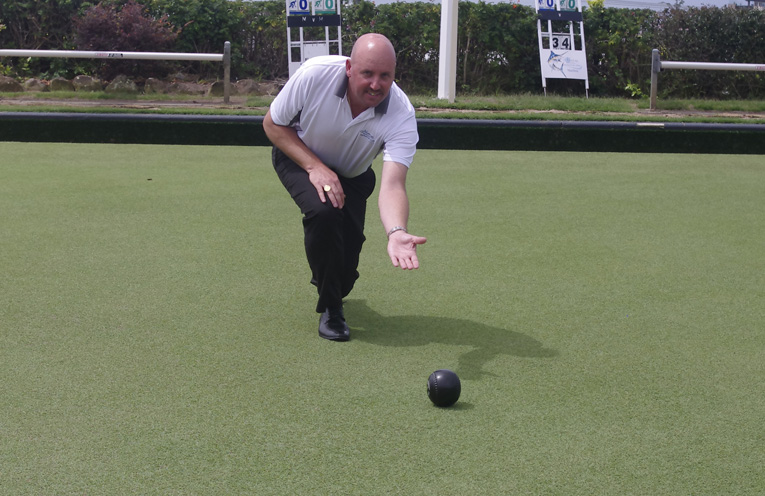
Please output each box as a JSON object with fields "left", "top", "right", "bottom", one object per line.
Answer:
{"left": 650, "top": 48, "right": 765, "bottom": 110}
{"left": 0, "top": 41, "right": 232, "bottom": 103}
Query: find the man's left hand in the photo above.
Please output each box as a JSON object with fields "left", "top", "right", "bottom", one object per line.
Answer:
{"left": 387, "top": 231, "right": 427, "bottom": 270}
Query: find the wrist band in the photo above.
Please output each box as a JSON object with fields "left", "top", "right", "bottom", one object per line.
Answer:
{"left": 387, "top": 226, "right": 407, "bottom": 239}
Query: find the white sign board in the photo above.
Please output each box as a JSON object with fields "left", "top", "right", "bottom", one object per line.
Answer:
{"left": 535, "top": 0, "right": 589, "bottom": 95}
{"left": 539, "top": 49, "right": 588, "bottom": 80}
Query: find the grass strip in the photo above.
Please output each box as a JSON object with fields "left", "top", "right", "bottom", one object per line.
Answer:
{"left": 2, "top": 92, "right": 765, "bottom": 124}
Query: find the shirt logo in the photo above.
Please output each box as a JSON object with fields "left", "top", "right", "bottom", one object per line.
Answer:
{"left": 359, "top": 130, "right": 374, "bottom": 142}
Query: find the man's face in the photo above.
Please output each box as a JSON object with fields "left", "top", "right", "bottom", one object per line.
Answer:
{"left": 345, "top": 46, "right": 396, "bottom": 113}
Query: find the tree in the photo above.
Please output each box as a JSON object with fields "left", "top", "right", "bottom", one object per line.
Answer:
{"left": 0, "top": 0, "right": 84, "bottom": 49}
{"left": 585, "top": 3, "right": 655, "bottom": 97}
{"left": 147, "top": 0, "right": 240, "bottom": 54}
{"left": 0, "top": 0, "right": 87, "bottom": 77}
{"left": 75, "top": 1, "right": 178, "bottom": 79}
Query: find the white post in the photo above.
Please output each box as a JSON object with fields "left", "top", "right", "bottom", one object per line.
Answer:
{"left": 437, "top": 0, "right": 458, "bottom": 103}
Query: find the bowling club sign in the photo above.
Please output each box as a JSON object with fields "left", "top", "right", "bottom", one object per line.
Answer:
{"left": 535, "top": 0, "right": 590, "bottom": 96}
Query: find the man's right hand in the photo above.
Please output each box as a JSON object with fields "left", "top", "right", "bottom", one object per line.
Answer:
{"left": 308, "top": 166, "right": 345, "bottom": 209}
{"left": 263, "top": 109, "right": 346, "bottom": 209}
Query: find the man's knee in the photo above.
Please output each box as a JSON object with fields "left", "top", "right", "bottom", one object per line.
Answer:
{"left": 307, "top": 200, "right": 342, "bottom": 223}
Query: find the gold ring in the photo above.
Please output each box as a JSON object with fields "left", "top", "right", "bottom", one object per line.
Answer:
{"left": 323, "top": 185, "right": 332, "bottom": 192}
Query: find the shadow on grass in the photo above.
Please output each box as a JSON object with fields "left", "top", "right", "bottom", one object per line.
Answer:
{"left": 346, "top": 300, "right": 558, "bottom": 381}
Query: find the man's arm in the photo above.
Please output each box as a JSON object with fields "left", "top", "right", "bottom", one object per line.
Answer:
{"left": 378, "top": 160, "right": 427, "bottom": 270}
{"left": 263, "top": 109, "right": 345, "bottom": 208}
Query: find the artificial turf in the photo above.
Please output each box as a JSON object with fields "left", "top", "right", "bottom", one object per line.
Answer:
{"left": 1, "top": 142, "right": 763, "bottom": 494}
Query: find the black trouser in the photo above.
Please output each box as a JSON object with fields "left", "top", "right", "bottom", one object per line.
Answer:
{"left": 272, "top": 147, "right": 376, "bottom": 313}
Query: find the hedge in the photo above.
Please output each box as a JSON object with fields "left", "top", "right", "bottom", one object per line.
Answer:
{"left": 1, "top": 0, "right": 763, "bottom": 99}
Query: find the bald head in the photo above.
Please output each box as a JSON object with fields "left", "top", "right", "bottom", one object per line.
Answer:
{"left": 350, "top": 33, "right": 396, "bottom": 68}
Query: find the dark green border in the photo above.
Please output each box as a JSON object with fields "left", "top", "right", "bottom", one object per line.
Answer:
{"left": 1, "top": 113, "right": 764, "bottom": 154}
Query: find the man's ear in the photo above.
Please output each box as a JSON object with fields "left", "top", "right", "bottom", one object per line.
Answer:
{"left": 345, "top": 59, "right": 352, "bottom": 78}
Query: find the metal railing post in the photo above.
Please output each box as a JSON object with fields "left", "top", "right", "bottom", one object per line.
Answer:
{"left": 223, "top": 41, "right": 231, "bottom": 104}
{"left": 650, "top": 48, "right": 660, "bottom": 111}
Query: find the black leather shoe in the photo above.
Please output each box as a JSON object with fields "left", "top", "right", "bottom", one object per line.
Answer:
{"left": 318, "top": 306, "right": 350, "bottom": 341}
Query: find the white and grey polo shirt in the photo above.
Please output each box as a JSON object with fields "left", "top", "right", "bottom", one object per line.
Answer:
{"left": 269, "top": 55, "right": 419, "bottom": 178}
